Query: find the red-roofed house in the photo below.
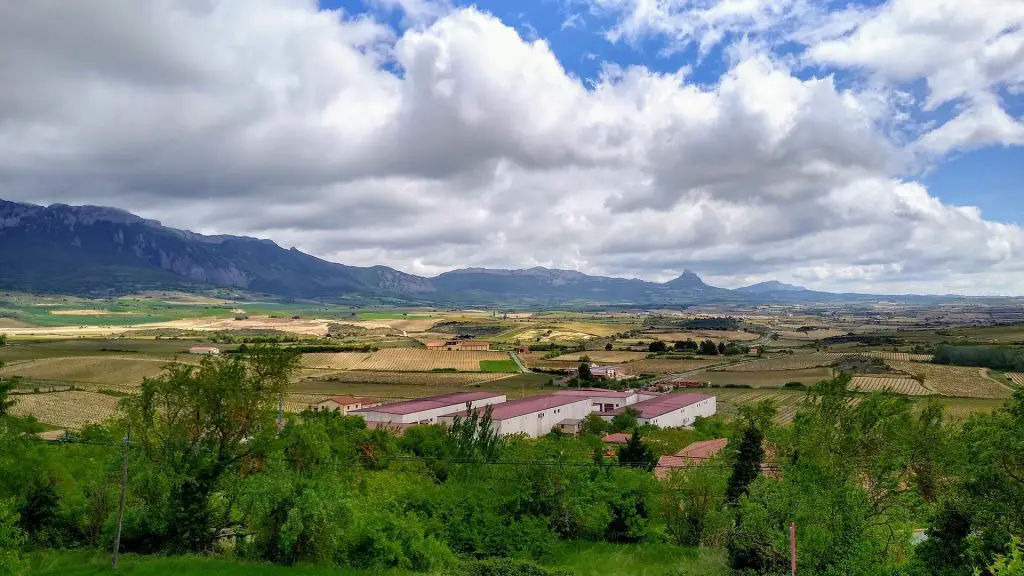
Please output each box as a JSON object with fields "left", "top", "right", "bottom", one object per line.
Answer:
{"left": 602, "top": 393, "right": 716, "bottom": 428}
{"left": 314, "top": 396, "right": 380, "bottom": 414}
{"left": 655, "top": 438, "right": 728, "bottom": 479}
{"left": 437, "top": 394, "right": 594, "bottom": 437}
{"left": 350, "top": 391, "right": 506, "bottom": 424}
{"left": 602, "top": 432, "right": 632, "bottom": 445}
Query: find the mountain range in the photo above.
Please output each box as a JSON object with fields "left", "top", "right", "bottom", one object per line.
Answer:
{"left": 0, "top": 199, "right": 949, "bottom": 305}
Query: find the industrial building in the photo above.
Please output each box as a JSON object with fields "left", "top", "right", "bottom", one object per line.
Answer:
{"left": 553, "top": 388, "right": 658, "bottom": 412}
{"left": 350, "top": 391, "right": 506, "bottom": 425}
{"left": 438, "top": 395, "right": 594, "bottom": 438}
{"left": 603, "top": 393, "right": 716, "bottom": 428}
{"left": 313, "top": 395, "right": 380, "bottom": 414}
{"left": 424, "top": 340, "right": 491, "bottom": 351}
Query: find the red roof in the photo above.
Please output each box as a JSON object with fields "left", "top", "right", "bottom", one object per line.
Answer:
{"left": 351, "top": 391, "right": 502, "bottom": 415}
{"left": 446, "top": 395, "right": 590, "bottom": 420}
{"left": 604, "top": 393, "right": 713, "bottom": 419}
{"left": 655, "top": 438, "right": 728, "bottom": 479}
{"left": 602, "top": 432, "right": 632, "bottom": 444}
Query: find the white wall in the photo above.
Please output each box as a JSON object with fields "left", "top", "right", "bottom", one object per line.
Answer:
{"left": 643, "top": 397, "right": 717, "bottom": 428}
{"left": 357, "top": 394, "right": 506, "bottom": 424}
{"left": 492, "top": 398, "right": 595, "bottom": 438}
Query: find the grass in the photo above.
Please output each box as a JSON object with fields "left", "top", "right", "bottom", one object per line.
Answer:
{"left": 695, "top": 367, "right": 835, "bottom": 388}
{"left": 479, "top": 359, "right": 520, "bottom": 373}
{"left": 28, "top": 543, "right": 728, "bottom": 576}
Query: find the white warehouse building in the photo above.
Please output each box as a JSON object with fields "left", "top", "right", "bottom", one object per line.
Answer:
{"left": 438, "top": 395, "right": 595, "bottom": 438}
{"left": 553, "top": 388, "right": 659, "bottom": 413}
{"left": 350, "top": 391, "right": 506, "bottom": 425}
{"left": 603, "top": 393, "right": 716, "bottom": 428}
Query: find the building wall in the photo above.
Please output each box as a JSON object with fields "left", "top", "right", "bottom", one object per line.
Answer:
{"left": 642, "top": 397, "right": 717, "bottom": 428}
{"left": 493, "top": 398, "right": 594, "bottom": 438}
{"left": 316, "top": 399, "right": 361, "bottom": 414}
{"left": 357, "top": 395, "right": 506, "bottom": 424}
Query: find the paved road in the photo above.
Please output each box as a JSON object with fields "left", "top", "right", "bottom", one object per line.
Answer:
{"left": 509, "top": 351, "right": 528, "bottom": 373}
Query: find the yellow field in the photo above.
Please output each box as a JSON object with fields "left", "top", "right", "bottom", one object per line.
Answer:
{"left": 850, "top": 376, "right": 933, "bottom": 396}
{"left": 866, "top": 351, "right": 933, "bottom": 362}
{"left": 723, "top": 353, "right": 846, "bottom": 372}
{"left": 510, "top": 329, "right": 596, "bottom": 342}
{"left": 300, "top": 352, "right": 372, "bottom": 370}
{"left": 0, "top": 356, "right": 177, "bottom": 386}
{"left": 352, "top": 349, "right": 510, "bottom": 371}
{"left": 552, "top": 351, "right": 649, "bottom": 363}
{"left": 889, "top": 361, "right": 1013, "bottom": 399}
{"left": 1007, "top": 373, "right": 1024, "bottom": 387}
{"left": 557, "top": 322, "right": 632, "bottom": 337}
{"left": 10, "top": 391, "right": 120, "bottom": 430}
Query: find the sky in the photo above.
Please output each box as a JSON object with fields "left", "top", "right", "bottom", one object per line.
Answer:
{"left": 0, "top": 0, "right": 1022, "bottom": 295}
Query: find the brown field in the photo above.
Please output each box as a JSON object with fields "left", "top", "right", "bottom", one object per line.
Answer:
{"left": 889, "top": 361, "right": 1013, "bottom": 399}
{"left": 296, "top": 370, "right": 511, "bottom": 389}
{"left": 300, "top": 352, "right": 373, "bottom": 370}
{"left": 0, "top": 318, "right": 33, "bottom": 328}
{"left": 0, "top": 356, "right": 177, "bottom": 386}
{"left": 552, "top": 351, "right": 649, "bottom": 363}
{"left": 713, "top": 389, "right": 817, "bottom": 424}
{"left": 10, "top": 391, "right": 120, "bottom": 430}
{"left": 777, "top": 329, "right": 848, "bottom": 340}
{"left": 49, "top": 309, "right": 133, "bottom": 316}
{"left": 866, "top": 351, "right": 933, "bottom": 362}
{"left": 621, "top": 358, "right": 722, "bottom": 375}
{"left": 696, "top": 367, "right": 834, "bottom": 387}
{"left": 1006, "top": 373, "right": 1024, "bottom": 387}
{"left": 850, "top": 376, "right": 933, "bottom": 396}
{"left": 722, "top": 353, "right": 847, "bottom": 372}
{"left": 510, "top": 329, "right": 596, "bottom": 342}
{"left": 352, "top": 349, "right": 510, "bottom": 371}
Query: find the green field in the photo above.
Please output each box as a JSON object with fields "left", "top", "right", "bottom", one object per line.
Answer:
{"left": 479, "top": 359, "right": 519, "bottom": 372}
{"left": 28, "top": 543, "right": 727, "bottom": 576}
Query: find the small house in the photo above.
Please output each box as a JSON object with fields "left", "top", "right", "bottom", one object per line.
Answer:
{"left": 189, "top": 346, "right": 221, "bottom": 355}
{"left": 655, "top": 438, "right": 729, "bottom": 479}
{"left": 556, "top": 418, "right": 583, "bottom": 436}
{"left": 314, "top": 396, "right": 380, "bottom": 415}
{"left": 589, "top": 364, "right": 621, "bottom": 379}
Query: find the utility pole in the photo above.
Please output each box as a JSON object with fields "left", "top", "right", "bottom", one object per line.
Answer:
{"left": 277, "top": 393, "right": 284, "bottom": 432}
{"left": 790, "top": 522, "right": 797, "bottom": 575}
{"left": 112, "top": 427, "right": 131, "bottom": 570}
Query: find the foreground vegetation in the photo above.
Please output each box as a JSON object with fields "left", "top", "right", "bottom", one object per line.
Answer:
{"left": 2, "top": 345, "right": 1024, "bottom": 575}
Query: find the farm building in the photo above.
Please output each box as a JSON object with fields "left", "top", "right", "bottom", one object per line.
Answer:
{"left": 589, "top": 364, "right": 621, "bottom": 379}
{"left": 553, "top": 388, "right": 658, "bottom": 412}
{"left": 425, "top": 340, "right": 491, "bottom": 351}
{"left": 555, "top": 418, "right": 583, "bottom": 436}
{"left": 655, "top": 438, "right": 728, "bottom": 479}
{"left": 189, "top": 346, "right": 221, "bottom": 355}
{"left": 350, "top": 391, "right": 506, "bottom": 425}
{"left": 313, "top": 395, "right": 380, "bottom": 414}
{"left": 438, "top": 395, "right": 595, "bottom": 438}
{"left": 603, "top": 393, "right": 716, "bottom": 428}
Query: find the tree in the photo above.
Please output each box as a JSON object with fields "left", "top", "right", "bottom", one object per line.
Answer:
{"left": 726, "top": 424, "right": 764, "bottom": 504}
{"left": 610, "top": 407, "right": 640, "bottom": 433}
{"left": 987, "top": 537, "right": 1024, "bottom": 576}
{"left": 0, "top": 499, "right": 26, "bottom": 576}
{"left": 648, "top": 340, "right": 667, "bottom": 353}
{"left": 662, "top": 465, "right": 729, "bottom": 547}
{"left": 674, "top": 339, "right": 697, "bottom": 352}
{"left": 580, "top": 412, "right": 609, "bottom": 437}
{"left": 578, "top": 362, "right": 593, "bottom": 382}
{"left": 717, "top": 341, "right": 727, "bottom": 355}
{"left": 699, "top": 339, "right": 719, "bottom": 355}
{"left": 604, "top": 342, "right": 613, "bottom": 351}
{"left": 120, "top": 345, "right": 299, "bottom": 552}
{"left": 0, "top": 335, "right": 6, "bottom": 347}
{"left": 446, "top": 403, "right": 504, "bottom": 465}
{"left": 617, "top": 431, "right": 657, "bottom": 472}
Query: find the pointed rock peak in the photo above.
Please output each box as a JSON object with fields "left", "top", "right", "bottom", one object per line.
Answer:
{"left": 666, "top": 269, "right": 707, "bottom": 287}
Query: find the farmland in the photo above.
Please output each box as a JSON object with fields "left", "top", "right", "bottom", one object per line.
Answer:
{"left": 351, "top": 349, "right": 510, "bottom": 371}
{"left": 621, "top": 358, "right": 724, "bottom": 375}
{"left": 1007, "top": 373, "right": 1024, "bottom": 387}
{"left": 850, "top": 376, "right": 933, "bottom": 396}
{"left": 9, "top": 391, "right": 120, "bottom": 430}
{"left": 888, "top": 361, "right": 1013, "bottom": 399}
{"left": 300, "top": 352, "right": 373, "bottom": 370}
{"left": 552, "top": 351, "right": 649, "bottom": 363}
{"left": 865, "top": 351, "right": 933, "bottom": 362}
{"left": 696, "top": 367, "right": 835, "bottom": 388}
{"left": 0, "top": 356, "right": 180, "bottom": 387}
{"left": 720, "top": 353, "right": 846, "bottom": 371}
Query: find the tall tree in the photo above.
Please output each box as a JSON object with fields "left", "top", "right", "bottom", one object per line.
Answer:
{"left": 726, "top": 425, "right": 764, "bottom": 504}
{"left": 120, "top": 345, "right": 299, "bottom": 552}
{"left": 617, "top": 430, "right": 657, "bottom": 472}
{"left": 0, "top": 361, "right": 14, "bottom": 418}
{"left": 699, "top": 339, "right": 718, "bottom": 355}
{"left": 578, "top": 362, "right": 593, "bottom": 382}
